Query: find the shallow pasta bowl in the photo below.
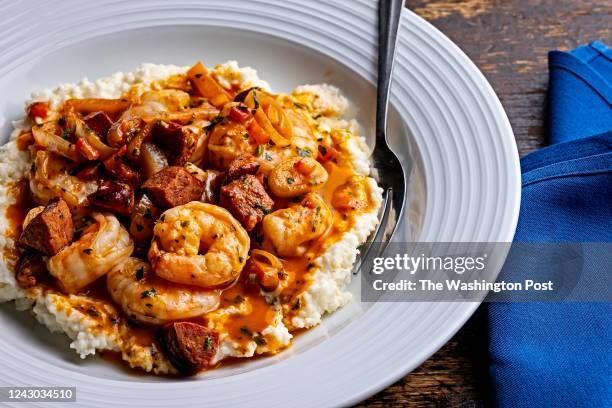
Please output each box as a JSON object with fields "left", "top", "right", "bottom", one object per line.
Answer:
{"left": 0, "top": 1, "right": 520, "bottom": 407}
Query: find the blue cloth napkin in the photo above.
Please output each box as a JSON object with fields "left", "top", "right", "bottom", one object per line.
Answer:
{"left": 548, "top": 41, "right": 612, "bottom": 143}
{"left": 488, "top": 41, "right": 612, "bottom": 407}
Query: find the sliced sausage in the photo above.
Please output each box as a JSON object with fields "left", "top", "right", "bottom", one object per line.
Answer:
{"left": 19, "top": 198, "right": 73, "bottom": 256}
{"left": 88, "top": 180, "right": 135, "bottom": 216}
{"left": 153, "top": 121, "right": 200, "bottom": 166}
{"left": 141, "top": 166, "right": 204, "bottom": 208}
{"left": 102, "top": 145, "right": 141, "bottom": 185}
{"left": 227, "top": 154, "right": 260, "bottom": 181}
{"left": 15, "top": 251, "right": 47, "bottom": 288}
{"left": 219, "top": 175, "right": 273, "bottom": 231}
{"left": 83, "top": 111, "right": 113, "bottom": 138}
{"left": 158, "top": 321, "right": 219, "bottom": 374}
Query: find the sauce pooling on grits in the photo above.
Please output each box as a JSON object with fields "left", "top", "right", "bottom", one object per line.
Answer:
{"left": 3, "top": 61, "right": 379, "bottom": 375}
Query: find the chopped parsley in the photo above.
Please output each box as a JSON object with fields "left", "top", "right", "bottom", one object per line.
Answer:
{"left": 205, "top": 115, "right": 224, "bottom": 130}
{"left": 140, "top": 288, "right": 156, "bottom": 299}
{"left": 253, "top": 336, "right": 267, "bottom": 346}
{"left": 180, "top": 220, "right": 189, "bottom": 228}
{"left": 297, "top": 147, "right": 312, "bottom": 157}
{"left": 60, "top": 128, "right": 73, "bottom": 140}
{"left": 252, "top": 90, "right": 260, "bottom": 109}
{"left": 253, "top": 203, "right": 271, "bottom": 214}
{"left": 233, "top": 295, "right": 245, "bottom": 304}
{"left": 318, "top": 145, "right": 327, "bottom": 156}
{"left": 203, "top": 336, "right": 213, "bottom": 350}
{"left": 240, "top": 326, "right": 252, "bottom": 336}
{"left": 135, "top": 267, "right": 144, "bottom": 280}
{"left": 86, "top": 306, "right": 100, "bottom": 317}
{"left": 255, "top": 144, "right": 264, "bottom": 157}
{"left": 286, "top": 177, "right": 295, "bottom": 185}
{"left": 82, "top": 248, "right": 93, "bottom": 255}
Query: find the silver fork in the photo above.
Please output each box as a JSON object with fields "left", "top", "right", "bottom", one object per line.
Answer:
{"left": 355, "top": 0, "right": 407, "bottom": 274}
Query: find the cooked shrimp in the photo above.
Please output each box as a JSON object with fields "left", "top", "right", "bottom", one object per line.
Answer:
{"left": 262, "top": 193, "right": 332, "bottom": 256}
{"left": 107, "top": 257, "right": 220, "bottom": 324}
{"left": 47, "top": 212, "right": 134, "bottom": 293}
{"left": 268, "top": 156, "right": 328, "bottom": 198}
{"left": 29, "top": 150, "right": 97, "bottom": 210}
{"left": 332, "top": 175, "right": 371, "bottom": 212}
{"left": 148, "top": 202, "right": 250, "bottom": 288}
{"left": 207, "top": 121, "right": 256, "bottom": 169}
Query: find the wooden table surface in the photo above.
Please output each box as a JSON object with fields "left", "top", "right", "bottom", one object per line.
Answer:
{"left": 357, "top": 1, "right": 611, "bottom": 407}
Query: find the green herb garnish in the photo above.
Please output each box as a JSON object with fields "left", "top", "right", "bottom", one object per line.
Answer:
{"left": 205, "top": 115, "right": 224, "bottom": 130}
{"left": 203, "top": 336, "right": 213, "bottom": 350}
{"left": 297, "top": 147, "right": 312, "bottom": 157}
{"left": 253, "top": 336, "right": 267, "bottom": 346}
{"left": 140, "top": 288, "right": 156, "bottom": 299}
{"left": 86, "top": 306, "right": 100, "bottom": 317}
{"left": 253, "top": 203, "right": 271, "bottom": 214}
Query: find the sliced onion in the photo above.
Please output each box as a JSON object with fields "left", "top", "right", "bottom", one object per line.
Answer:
{"left": 139, "top": 142, "right": 168, "bottom": 180}
{"left": 244, "top": 90, "right": 292, "bottom": 147}
{"left": 126, "top": 120, "right": 155, "bottom": 160}
{"left": 156, "top": 106, "right": 220, "bottom": 123}
{"left": 64, "top": 98, "right": 130, "bottom": 116}
{"left": 249, "top": 249, "right": 283, "bottom": 272}
{"left": 72, "top": 113, "right": 115, "bottom": 159}
{"left": 31, "top": 123, "right": 80, "bottom": 162}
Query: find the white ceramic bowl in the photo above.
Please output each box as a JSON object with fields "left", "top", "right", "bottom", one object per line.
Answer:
{"left": 0, "top": 1, "right": 520, "bottom": 406}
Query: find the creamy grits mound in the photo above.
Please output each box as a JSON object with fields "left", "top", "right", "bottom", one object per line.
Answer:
{"left": 0, "top": 62, "right": 382, "bottom": 375}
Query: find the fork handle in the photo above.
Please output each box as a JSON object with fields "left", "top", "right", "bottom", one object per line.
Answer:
{"left": 376, "top": 0, "right": 404, "bottom": 147}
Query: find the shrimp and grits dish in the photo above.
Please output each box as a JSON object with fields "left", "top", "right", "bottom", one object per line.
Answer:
{"left": 0, "top": 61, "right": 382, "bottom": 375}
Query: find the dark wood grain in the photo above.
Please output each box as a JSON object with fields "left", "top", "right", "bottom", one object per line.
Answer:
{"left": 357, "top": 1, "right": 611, "bottom": 406}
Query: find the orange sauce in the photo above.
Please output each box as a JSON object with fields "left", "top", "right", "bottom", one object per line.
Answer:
{"left": 15, "top": 131, "right": 34, "bottom": 151}
{"left": 215, "top": 276, "right": 275, "bottom": 350}
{"left": 3, "top": 179, "right": 35, "bottom": 263}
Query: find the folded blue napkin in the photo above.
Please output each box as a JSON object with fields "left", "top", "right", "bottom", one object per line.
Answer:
{"left": 488, "top": 42, "right": 612, "bottom": 407}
